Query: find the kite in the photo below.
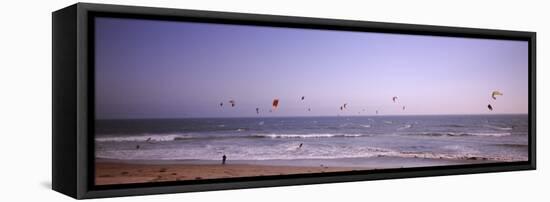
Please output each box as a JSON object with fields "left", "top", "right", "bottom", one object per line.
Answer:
{"left": 219, "top": 102, "right": 223, "bottom": 107}
{"left": 402, "top": 106, "right": 406, "bottom": 111}
{"left": 340, "top": 106, "right": 344, "bottom": 111}
{"left": 256, "top": 108, "right": 259, "bottom": 114}
{"left": 487, "top": 104, "right": 493, "bottom": 111}
{"left": 229, "top": 100, "right": 236, "bottom": 107}
{"left": 343, "top": 103, "right": 348, "bottom": 109}
{"left": 392, "top": 96, "right": 398, "bottom": 103}
{"left": 301, "top": 96, "right": 305, "bottom": 101}
{"left": 272, "top": 99, "right": 279, "bottom": 109}
{"left": 491, "top": 91, "right": 503, "bottom": 100}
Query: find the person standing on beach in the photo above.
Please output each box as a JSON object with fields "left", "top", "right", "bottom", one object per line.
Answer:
{"left": 222, "top": 154, "right": 227, "bottom": 165}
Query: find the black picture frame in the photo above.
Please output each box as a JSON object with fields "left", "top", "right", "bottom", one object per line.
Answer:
{"left": 52, "top": 3, "right": 536, "bottom": 199}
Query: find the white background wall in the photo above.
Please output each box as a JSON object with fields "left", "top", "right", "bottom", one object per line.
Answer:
{"left": 0, "top": 0, "right": 547, "bottom": 201}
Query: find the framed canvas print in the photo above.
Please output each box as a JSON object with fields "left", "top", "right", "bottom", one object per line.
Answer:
{"left": 52, "top": 3, "right": 536, "bottom": 199}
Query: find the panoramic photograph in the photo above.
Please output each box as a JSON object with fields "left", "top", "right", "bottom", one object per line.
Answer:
{"left": 94, "top": 17, "right": 529, "bottom": 185}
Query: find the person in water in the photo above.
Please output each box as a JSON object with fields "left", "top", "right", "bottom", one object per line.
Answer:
{"left": 222, "top": 154, "right": 227, "bottom": 165}
{"left": 298, "top": 143, "right": 303, "bottom": 149}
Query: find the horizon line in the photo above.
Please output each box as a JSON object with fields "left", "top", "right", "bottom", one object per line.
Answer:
{"left": 96, "top": 113, "right": 529, "bottom": 121}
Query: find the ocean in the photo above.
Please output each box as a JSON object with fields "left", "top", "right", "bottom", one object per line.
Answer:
{"left": 95, "top": 114, "right": 528, "bottom": 168}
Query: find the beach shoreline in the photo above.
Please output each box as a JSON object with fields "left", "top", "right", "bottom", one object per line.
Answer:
{"left": 94, "top": 156, "right": 495, "bottom": 185}
{"left": 95, "top": 160, "right": 359, "bottom": 185}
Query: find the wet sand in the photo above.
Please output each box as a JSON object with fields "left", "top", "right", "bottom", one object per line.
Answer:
{"left": 95, "top": 155, "right": 494, "bottom": 185}
{"left": 95, "top": 161, "right": 358, "bottom": 185}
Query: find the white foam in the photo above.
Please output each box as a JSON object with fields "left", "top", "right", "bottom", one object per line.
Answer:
{"left": 410, "top": 132, "right": 512, "bottom": 137}
{"left": 455, "top": 132, "right": 512, "bottom": 137}
{"left": 468, "top": 133, "right": 512, "bottom": 137}
{"left": 397, "top": 124, "right": 413, "bottom": 130}
{"left": 96, "top": 141, "right": 526, "bottom": 162}
{"left": 254, "top": 133, "right": 368, "bottom": 139}
{"left": 95, "top": 134, "right": 192, "bottom": 142}
{"left": 483, "top": 124, "right": 513, "bottom": 131}
{"left": 96, "top": 143, "right": 393, "bottom": 161}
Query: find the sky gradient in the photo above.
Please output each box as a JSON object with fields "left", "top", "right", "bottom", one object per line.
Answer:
{"left": 95, "top": 17, "right": 528, "bottom": 119}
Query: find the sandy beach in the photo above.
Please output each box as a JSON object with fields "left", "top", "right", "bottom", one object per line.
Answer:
{"left": 96, "top": 160, "right": 358, "bottom": 185}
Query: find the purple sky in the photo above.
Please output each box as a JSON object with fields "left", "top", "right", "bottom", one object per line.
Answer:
{"left": 95, "top": 17, "right": 528, "bottom": 119}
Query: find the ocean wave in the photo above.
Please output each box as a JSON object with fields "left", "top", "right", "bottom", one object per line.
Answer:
{"left": 254, "top": 133, "right": 370, "bottom": 139}
{"left": 491, "top": 143, "right": 528, "bottom": 148}
{"left": 440, "top": 124, "right": 466, "bottom": 128}
{"left": 483, "top": 124, "right": 513, "bottom": 131}
{"left": 95, "top": 134, "right": 192, "bottom": 142}
{"left": 96, "top": 130, "right": 513, "bottom": 144}
{"left": 397, "top": 124, "right": 413, "bottom": 130}
{"left": 459, "top": 132, "right": 512, "bottom": 137}
{"left": 406, "top": 132, "right": 511, "bottom": 137}
{"left": 96, "top": 143, "right": 526, "bottom": 162}
{"left": 385, "top": 151, "right": 525, "bottom": 162}
{"left": 95, "top": 132, "right": 374, "bottom": 143}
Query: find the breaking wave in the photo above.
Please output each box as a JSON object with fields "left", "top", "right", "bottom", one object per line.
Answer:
{"left": 406, "top": 132, "right": 511, "bottom": 137}
{"left": 483, "top": 124, "right": 513, "bottom": 131}
{"left": 253, "top": 133, "right": 370, "bottom": 139}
